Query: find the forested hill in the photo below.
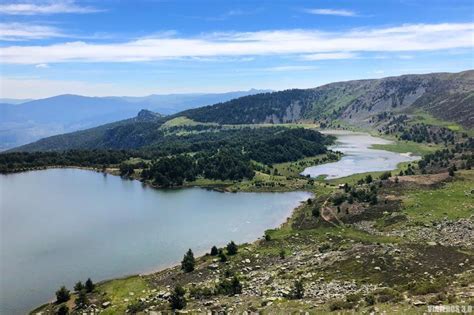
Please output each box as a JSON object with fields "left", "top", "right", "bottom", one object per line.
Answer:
{"left": 8, "top": 70, "right": 473, "bottom": 153}
{"left": 179, "top": 70, "right": 474, "bottom": 128}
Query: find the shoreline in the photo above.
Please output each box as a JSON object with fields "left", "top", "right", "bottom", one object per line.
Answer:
{"left": 28, "top": 189, "right": 313, "bottom": 314}
{"left": 19, "top": 131, "right": 431, "bottom": 313}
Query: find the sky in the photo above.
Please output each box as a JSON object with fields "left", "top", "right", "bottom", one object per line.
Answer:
{"left": 0, "top": 0, "right": 473, "bottom": 99}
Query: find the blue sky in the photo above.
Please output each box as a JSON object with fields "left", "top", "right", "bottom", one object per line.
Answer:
{"left": 0, "top": 0, "right": 473, "bottom": 98}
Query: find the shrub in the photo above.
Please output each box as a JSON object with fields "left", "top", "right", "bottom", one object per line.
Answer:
{"left": 365, "top": 174, "right": 373, "bottom": 184}
{"left": 375, "top": 288, "right": 403, "bottom": 303}
{"left": 56, "top": 305, "right": 69, "bottom": 315}
{"left": 365, "top": 293, "right": 376, "bottom": 306}
{"left": 75, "top": 290, "right": 89, "bottom": 309}
{"left": 379, "top": 171, "right": 391, "bottom": 180}
{"left": 409, "top": 280, "right": 447, "bottom": 295}
{"left": 74, "top": 281, "right": 84, "bottom": 292}
{"left": 332, "top": 193, "right": 346, "bottom": 206}
{"left": 312, "top": 205, "right": 320, "bottom": 217}
{"left": 127, "top": 301, "right": 147, "bottom": 314}
{"left": 289, "top": 279, "right": 304, "bottom": 299}
{"left": 279, "top": 249, "right": 286, "bottom": 259}
{"left": 265, "top": 233, "right": 272, "bottom": 241}
{"left": 329, "top": 299, "right": 354, "bottom": 311}
{"left": 55, "top": 286, "right": 70, "bottom": 303}
{"left": 189, "top": 286, "right": 214, "bottom": 299}
{"left": 216, "top": 276, "right": 242, "bottom": 296}
{"left": 210, "top": 246, "right": 218, "bottom": 256}
{"left": 346, "top": 293, "right": 362, "bottom": 303}
{"left": 218, "top": 250, "right": 227, "bottom": 262}
{"left": 318, "top": 242, "right": 331, "bottom": 253}
{"left": 226, "top": 241, "right": 238, "bottom": 255}
{"left": 170, "top": 286, "right": 187, "bottom": 310}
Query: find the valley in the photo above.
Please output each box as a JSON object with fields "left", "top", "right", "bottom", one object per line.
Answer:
{"left": 0, "top": 70, "right": 472, "bottom": 314}
{"left": 23, "top": 126, "right": 473, "bottom": 314}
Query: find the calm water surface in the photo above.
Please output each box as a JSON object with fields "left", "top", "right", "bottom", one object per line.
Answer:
{"left": 0, "top": 169, "right": 311, "bottom": 314}
{"left": 302, "top": 130, "right": 420, "bottom": 179}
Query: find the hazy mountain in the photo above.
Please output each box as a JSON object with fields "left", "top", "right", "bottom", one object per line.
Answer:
{"left": 0, "top": 98, "right": 34, "bottom": 105}
{"left": 10, "top": 70, "right": 473, "bottom": 152}
{"left": 0, "top": 89, "right": 269, "bottom": 150}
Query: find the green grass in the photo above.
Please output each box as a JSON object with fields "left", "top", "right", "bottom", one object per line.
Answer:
{"left": 324, "top": 161, "right": 414, "bottom": 186}
{"left": 160, "top": 116, "right": 217, "bottom": 129}
{"left": 272, "top": 154, "right": 334, "bottom": 177}
{"left": 98, "top": 275, "right": 150, "bottom": 314}
{"left": 402, "top": 170, "right": 474, "bottom": 223}
{"left": 410, "top": 110, "right": 466, "bottom": 132}
{"left": 371, "top": 140, "right": 440, "bottom": 156}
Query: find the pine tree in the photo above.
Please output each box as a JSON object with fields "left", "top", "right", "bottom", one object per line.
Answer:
{"left": 57, "top": 305, "right": 69, "bottom": 315}
{"left": 85, "top": 278, "right": 95, "bottom": 293}
{"left": 75, "top": 290, "right": 88, "bottom": 309}
{"left": 55, "top": 286, "right": 70, "bottom": 303}
{"left": 181, "top": 249, "right": 195, "bottom": 272}
{"left": 210, "top": 246, "right": 218, "bottom": 256}
{"left": 290, "top": 279, "right": 304, "bottom": 299}
{"left": 218, "top": 250, "right": 227, "bottom": 262}
{"left": 226, "top": 241, "right": 238, "bottom": 255}
{"left": 74, "top": 281, "right": 84, "bottom": 292}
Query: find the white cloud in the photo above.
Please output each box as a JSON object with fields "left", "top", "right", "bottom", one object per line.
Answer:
{"left": 0, "top": 1, "right": 102, "bottom": 15}
{"left": 302, "top": 52, "right": 358, "bottom": 60}
{"left": 304, "top": 8, "right": 357, "bottom": 17}
{"left": 1, "top": 23, "right": 473, "bottom": 64}
{"left": 0, "top": 22, "right": 65, "bottom": 41}
{"left": 35, "top": 63, "right": 49, "bottom": 68}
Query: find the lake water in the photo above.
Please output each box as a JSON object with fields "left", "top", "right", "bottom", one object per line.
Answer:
{"left": 0, "top": 169, "right": 311, "bottom": 314}
{"left": 301, "top": 131, "right": 420, "bottom": 179}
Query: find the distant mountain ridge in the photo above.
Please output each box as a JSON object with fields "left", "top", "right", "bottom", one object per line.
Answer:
{"left": 180, "top": 70, "right": 474, "bottom": 128}
{"left": 0, "top": 89, "right": 269, "bottom": 150}
{"left": 9, "top": 70, "right": 473, "bottom": 152}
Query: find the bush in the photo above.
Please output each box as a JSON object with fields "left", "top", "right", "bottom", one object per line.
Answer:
{"left": 170, "top": 286, "right": 187, "bottom": 310}
{"left": 210, "top": 246, "right": 218, "bottom": 256}
{"left": 279, "top": 249, "right": 286, "bottom": 259}
{"left": 74, "top": 281, "right": 84, "bottom": 292}
{"left": 265, "top": 233, "right": 272, "bottom": 241}
{"left": 312, "top": 205, "right": 320, "bottom": 217}
{"left": 226, "top": 241, "right": 238, "bottom": 255}
{"left": 56, "top": 305, "right": 69, "bottom": 315}
{"left": 448, "top": 166, "right": 455, "bottom": 176}
{"left": 189, "top": 286, "right": 214, "bottom": 299}
{"left": 218, "top": 250, "right": 227, "bottom": 262}
{"left": 181, "top": 249, "right": 195, "bottom": 272}
{"left": 365, "top": 293, "right": 376, "bottom": 306}
{"left": 409, "top": 280, "right": 446, "bottom": 295}
{"left": 289, "top": 279, "right": 304, "bottom": 299}
{"left": 365, "top": 174, "right": 373, "bottom": 184}
{"left": 329, "top": 299, "right": 354, "bottom": 311}
{"left": 379, "top": 171, "right": 391, "bottom": 180}
{"left": 318, "top": 242, "right": 331, "bottom": 253}
{"left": 75, "top": 289, "right": 89, "bottom": 309}
{"left": 55, "top": 286, "right": 70, "bottom": 303}
{"left": 127, "top": 301, "right": 147, "bottom": 314}
{"left": 346, "top": 293, "right": 362, "bottom": 303}
{"left": 332, "top": 193, "right": 346, "bottom": 206}
{"left": 216, "top": 276, "right": 242, "bottom": 296}
{"left": 375, "top": 288, "right": 403, "bottom": 303}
